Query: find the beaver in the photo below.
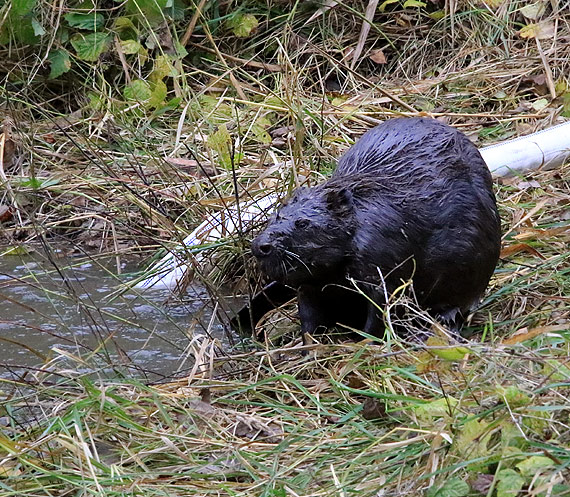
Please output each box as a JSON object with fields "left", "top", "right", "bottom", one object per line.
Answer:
{"left": 250, "top": 117, "right": 501, "bottom": 336}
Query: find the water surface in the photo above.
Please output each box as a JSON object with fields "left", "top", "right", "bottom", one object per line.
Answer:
{"left": 0, "top": 251, "right": 230, "bottom": 381}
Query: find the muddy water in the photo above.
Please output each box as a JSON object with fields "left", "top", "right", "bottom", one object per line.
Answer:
{"left": 0, "top": 252, "right": 231, "bottom": 381}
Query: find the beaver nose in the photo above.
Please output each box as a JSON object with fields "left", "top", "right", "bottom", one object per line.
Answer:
{"left": 252, "top": 236, "right": 273, "bottom": 258}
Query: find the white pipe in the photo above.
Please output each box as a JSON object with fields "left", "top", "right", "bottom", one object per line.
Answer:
{"left": 133, "top": 194, "right": 278, "bottom": 290}
{"left": 136, "top": 120, "right": 570, "bottom": 291}
{"left": 480, "top": 120, "right": 570, "bottom": 178}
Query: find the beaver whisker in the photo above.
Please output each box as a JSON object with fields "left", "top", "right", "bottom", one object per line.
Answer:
{"left": 284, "top": 249, "right": 313, "bottom": 275}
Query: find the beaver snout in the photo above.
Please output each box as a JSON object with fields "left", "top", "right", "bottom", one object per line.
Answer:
{"left": 252, "top": 235, "right": 274, "bottom": 258}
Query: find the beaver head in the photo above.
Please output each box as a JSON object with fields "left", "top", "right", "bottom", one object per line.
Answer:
{"left": 252, "top": 185, "right": 355, "bottom": 286}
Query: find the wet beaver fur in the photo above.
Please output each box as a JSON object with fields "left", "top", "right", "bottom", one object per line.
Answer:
{"left": 250, "top": 117, "right": 501, "bottom": 336}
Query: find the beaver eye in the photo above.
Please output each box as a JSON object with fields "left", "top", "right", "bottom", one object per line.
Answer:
{"left": 295, "top": 218, "right": 310, "bottom": 229}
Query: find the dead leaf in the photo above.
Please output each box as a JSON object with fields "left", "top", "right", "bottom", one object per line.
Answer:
{"left": 520, "top": 2, "right": 547, "bottom": 20}
{"left": 519, "top": 21, "right": 556, "bottom": 40}
{"left": 361, "top": 398, "right": 387, "bottom": 420}
{"left": 513, "top": 226, "right": 570, "bottom": 241}
{"left": 500, "top": 243, "right": 545, "bottom": 259}
{"left": 515, "top": 180, "right": 541, "bottom": 190}
{"left": 503, "top": 324, "right": 568, "bottom": 345}
{"left": 0, "top": 205, "right": 13, "bottom": 222}
{"left": 471, "top": 474, "right": 494, "bottom": 494}
{"left": 369, "top": 49, "right": 387, "bottom": 64}
{"left": 234, "top": 415, "right": 283, "bottom": 443}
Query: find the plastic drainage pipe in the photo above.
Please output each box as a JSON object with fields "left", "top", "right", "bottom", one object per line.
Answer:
{"left": 136, "top": 120, "right": 570, "bottom": 291}
{"left": 480, "top": 120, "right": 570, "bottom": 178}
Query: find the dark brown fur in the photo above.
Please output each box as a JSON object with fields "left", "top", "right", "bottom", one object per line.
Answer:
{"left": 251, "top": 117, "right": 501, "bottom": 335}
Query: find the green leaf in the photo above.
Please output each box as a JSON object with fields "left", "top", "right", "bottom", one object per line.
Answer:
{"left": 414, "top": 397, "right": 457, "bottom": 420}
{"left": 403, "top": 0, "right": 426, "bottom": 7}
{"left": 453, "top": 419, "right": 491, "bottom": 460}
{"left": 125, "top": 0, "right": 168, "bottom": 25}
{"left": 65, "top": 12, "right": 105, "bottom": 31}
{"left": 70, "top": 32, "right": 110, "bottom": 61}
{"left": 7, "top": 16, "right": 39, "bottom": 44}
{"left": 48, "top": 49, "right": 71, "bottom": 79}
{"left": 496, "top": 385, "right": 531, "bottom": 408}
{"left": 208, "top": 125, "right": 234, "bottom": 169}
{"left": 147, "top": 80, "right": 167, "bottom": 108}
{"left": 430, "top": 345, "right": 470, "bottom": 361}
{"left": 227, "top": 13, "right": 259, "bottom": 38}
{"left": 151, "top": 54, "right": 176, "bottom": 81}
{"left": 120, "top": 39, "right": 143, "bottom": 55}
{"left": 496, "top": 469, "right": 525, "bottom": 497}
{"left": 12, "top": 0, "right": 37, "bottom": 17}
{"left": 379, "top": 0, "right": 400, "bottom": 12}
{"left": 123, "top": 79, "right": 152, "bottom": 102}
{"left": 113, "top": 17, "right": 138, "bottom": 40}
{"left": 561, "top": 93, "right": 570, "bottom": 118}
{"left": 426, "top": 478, "right": 470, "bottom": 497}
{"left": 151, "top": 97, "right": 181, "bottom": 117}
{"left": 428, "top": 9, "right": 446, "bottom": 19}
{"left": 516, "top": 456, "right": 554, "bottom": 476}
{"left": 31, "top": 18, "right": 45, "bottom": 36}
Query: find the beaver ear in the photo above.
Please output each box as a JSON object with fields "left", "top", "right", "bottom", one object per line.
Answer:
{"left": 326, "top": 188, "right": 353, "bottom": 214}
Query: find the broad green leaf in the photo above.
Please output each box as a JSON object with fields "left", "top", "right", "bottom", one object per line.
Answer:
{"left": 6, "top": 16, "right": 38, "bottom": 44}
{"left": 151, "top": 97, "right": 181, "bottom": 117}
{"left": 123, "top": 79, "right": 152, "bottom": 102}
{"left": 65, "top": 12, "right": 105, "bottom": 31}
{"left": 414, "top": 397, "right": 457, "bottom": 420}
{"left": 426, "top": 478, "right": 469, "bottom": 497}
{"left": 496, "top": 385, "right": 530, "bottom": 407}
{"left": 70, "top": 32, "right": 110, "bottom": 61}
{"left": 208, "top": 125, "right": 233, "bottom": 169}
{"left": 403, "top": 0, "right": 426, "bottom": 7}
{"left": 151, "top": 54, "right": 176, "bottom": 81}
{"left": 148, "top": 80, "right": 167, "bottom": 108}
{"left": 426, "top": 336, "right": 470, "bottom": 362}
{"left": 496, "top": 469, "right": 524, "bottom": 497}
{"left": 120, "top": 39, "right": 143, "bottom": 55}
{"left": 516, "top": 456, "right": 554, "bottom": 476}
{"left": 12, "top": 0, "right": 37, "bottom": 17}
{"left": 48, "top": 49, "right": 71, "bottom": 79}
{"left": 227, "top": 13, "right": 259, "bottom": 38}
{"left": 531, "top": 98, "right": 549, "bottom": 111}
{"left": 125, "top": 0, "right": 168, "bottom": 25}
{"left": 114, "top": 17, "right": 138, "bottom": 39}
{"left": 454, "top": 419, "right": 491, "bottom": 460}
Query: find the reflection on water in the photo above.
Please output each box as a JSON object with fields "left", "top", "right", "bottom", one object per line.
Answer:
{"left": 0, "top": 252, "right": 230, "bottom": 381}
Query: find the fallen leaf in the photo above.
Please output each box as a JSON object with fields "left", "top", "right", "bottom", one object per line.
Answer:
{"left": 471, "top": 474, "right": 494, "bottom": 494}
{"left": 519, "top": 21, "right": 556, "bottom": 39}
{"left": 500, "top": 243, "right": 545, "bottom": 259}
{"left": 0, "top": 205, "right": 13, "bottom": 222}
{"left": 503, "top": 324, "right": 568, "bottom": 345}
{"left": 369, "top": 49, "right": 387, "bottom": 64}
{"left": 520, "top": 2, "right": 547, "bottom": 20}
{"left": 513, "top": 226, "right": 570, "bottom": 241}
{"left": 361, "top": 398, "right": 387, "bottom": 420}
{"left": 531, "top": 98, "right": 549, "bottom": 111}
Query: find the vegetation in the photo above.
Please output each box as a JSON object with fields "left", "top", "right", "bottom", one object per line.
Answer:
{"left": 0, "top": 0, "right": 569, "bottom": 495}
